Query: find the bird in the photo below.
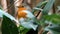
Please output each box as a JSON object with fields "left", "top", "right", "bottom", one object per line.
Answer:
{"left": 17, "top": 5, "right": 39, "bottom": 34}
{"left": 17, "top": 5, "right": 38, "bottom": 30}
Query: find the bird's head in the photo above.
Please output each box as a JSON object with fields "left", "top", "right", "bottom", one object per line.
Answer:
{"left": 17, "top": 7, "right": 38, "bottom": 30}
{"left": 17, "top": 6, "right": 35, "bottom": 20}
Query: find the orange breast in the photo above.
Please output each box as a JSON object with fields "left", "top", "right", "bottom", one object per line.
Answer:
{"left": 17, "top": 7, "right": 27, "bottom": 19}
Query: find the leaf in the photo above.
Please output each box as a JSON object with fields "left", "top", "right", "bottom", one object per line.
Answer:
{"left": 48, "top": 25, "right": 60, "bottom": 34}
{"left": 42, "top": 0, "right": 55, "bottom": 15}
{"left": 32, "top": 1, "right": 47, "bottom": 13}
{"left": 1, "top": 15, "right": 19, "bottom": 34}
{"left": 43, "top": 14, "right": 60, "bottom": 24}
{"left": 36, "top": 1, "right": 47, "bottom": 8}
{"left": 19, "top": 25, "right": 30, "bottom": 34}
{"left": 52, "top": 31, "right": 60, "bottom": 34}
{"left": 0, "top": 9, "right": 18, "bottom": 23}
{"left": 49, "top": 26, "right": 60, "bottom": 32}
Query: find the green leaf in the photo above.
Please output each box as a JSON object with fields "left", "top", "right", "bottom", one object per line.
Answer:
{"left": 52, "top": 31, "right": 60, "bottom": 34}
{"left": 19, "top": 25, "right": 30, "bottom": 34}
{"left": 32, "top": 1, "right": 47, "bottom": 13}
{"left": 42, "top": 14, "right": 60, "bottom": 34}
{"left": 43, "top": 14, "right": 60, "bottom": 24}
{"left": 1, "top": 15, "right": 19, "bottom": 34}
{"left": 49, "top": 26, "right": 60, "bottom": 32}
{"left": 49, "top": 25, "right": 60, "bottom": 34}
{"left": 0, "top": 9, "right": 18, "bottom": 23}
{"left": 42, "top": 0, "right": 55, "bottom": 15}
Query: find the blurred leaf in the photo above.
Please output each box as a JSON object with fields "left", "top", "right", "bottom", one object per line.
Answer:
{"left": 0, "top": 9, "right": 18, "bottom": 23}
{"left": 42, "top": 0, "right": 55, "bottom": 15}
{"left": 48, "top": 25, "right": 60, "bottom": 34}
{"left": 0, "top": 6, "right": 2, "bottom": 10}
{"left": 32, "top": 1, "right": 47, "bottom": 13}
{"left": 42, "top": 14, "right": 60, "bottom": 34}
{"left": 52, "top": 31, "right": 60, "bottom": 34}
{"left": 19, "top": 25, "right": 30, "bottom": 34}
{"left": 43, "top": 14, "right": 60, "bottom": 24}
{"left": 36, "top": 1, "right": 47, "bottom": 8}
{"left": 1, "top": 15, "right": 19, "bottom": 34}
{"left": 49, "top": 26, "right": 60, "bottom": 32}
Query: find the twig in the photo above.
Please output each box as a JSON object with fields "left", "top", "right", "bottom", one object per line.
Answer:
{"left": 52, "top": 4, "right": 55, "bottom": 13}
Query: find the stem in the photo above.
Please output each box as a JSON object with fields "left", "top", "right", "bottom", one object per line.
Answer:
{"left": 36, "top": 10, "right": 41, "bottom": 17}
{"left": 53, "top": 4, "right": 55, "bottom": 13}
{"left": 38, "top": 27, "right": 44, "bottom": 34}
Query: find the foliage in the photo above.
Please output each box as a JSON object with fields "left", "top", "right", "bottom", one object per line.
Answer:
{"left": 1, "top": 15, "right": 19, "bottom": 34}
{"left": 32, "top": 1, "right": 47, "bottom": 14}
{"left": 43, "top": 14, "right": 60, "bottom": 24}
{"left": 1, "top": 0, "right": 60, "bottom": 34}
{"left": 19, "top": 25, "right": 30, "bottom": 34}
{"left": 42, "top": 0, "right": 55, "bottom": 15}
